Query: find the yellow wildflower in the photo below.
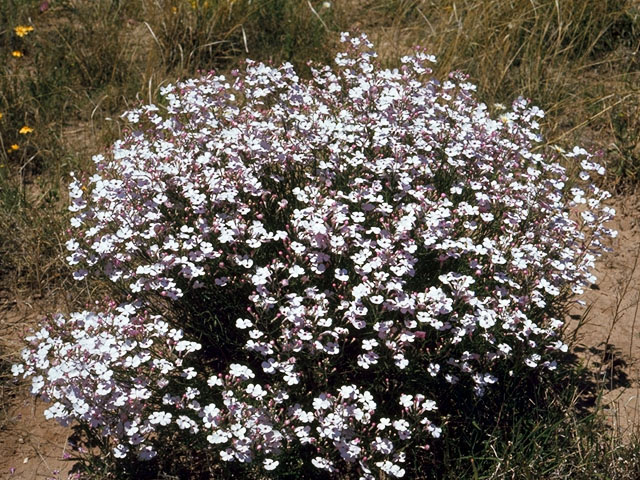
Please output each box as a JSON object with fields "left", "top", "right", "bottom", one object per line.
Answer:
{"left": 19, "top": 126, "right": 34, "bottom": 134}
{"left": 12, "top": 50, "right": 23, "bottom": 58}
{"left": 14, "top": 25, "right": 34, "bottom": 38}
{"left": 9, "top": 144, "right": 19, "bottom": 152}
{"left": 0, "top": 113, "right": 3, "bottom": 120}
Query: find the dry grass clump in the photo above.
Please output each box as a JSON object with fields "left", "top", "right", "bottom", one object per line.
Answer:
{"left": 146, "top": 0, "right": 336, "bottom": 74}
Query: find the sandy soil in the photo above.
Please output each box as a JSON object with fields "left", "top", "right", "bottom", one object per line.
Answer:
{"left": 0, "top": 400, "right": 73, "bottom": 480}
{"left": 0, "top": 301, "right": 74, "bottom": 480}
{"left": 567, "top": 195, "right": 640, "bottom": 438}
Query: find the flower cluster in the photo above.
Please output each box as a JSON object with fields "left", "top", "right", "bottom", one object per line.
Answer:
{"left": 14, "top": 25, "right": 34, "bottom": 38}
{"left": 11, "top": 25, "right": 34, "bottom": 59}
{"left": 4, "top": 25, "right": 36, "bottom": 154}
{"left": 15, "top": 33, "right": 614, "bottom": 478}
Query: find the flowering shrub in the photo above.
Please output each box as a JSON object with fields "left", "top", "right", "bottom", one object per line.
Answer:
{"left": 15, "top": 33, "right": 615, "bottom": 478}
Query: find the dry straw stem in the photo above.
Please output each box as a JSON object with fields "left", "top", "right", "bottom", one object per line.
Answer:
{"left": 149, "top": 0, "right": 252, "bottom": 72}
{"left": 601, "top": 240, "right": 640, "bottom": 376}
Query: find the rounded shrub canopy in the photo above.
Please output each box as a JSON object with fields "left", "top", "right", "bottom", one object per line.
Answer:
{"left": 16, "top": 33, "right": 615, "bottom": 478}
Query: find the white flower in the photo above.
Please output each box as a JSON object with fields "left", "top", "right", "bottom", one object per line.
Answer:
{"left": 362, "top": 338, "right": 378, "bottom": 350}
{"left": 31, "top": 375, "right": 44, "bottom": 394}
{"left": 377, "top": 417, "right": 391, "bottom": 431}
{"left": 399, "top": 394, "right": 413, "bottom": 408}
{"left": 113, "top": 444, "right": 129, "bottom": 459}
{"left": 372, "top": 436, "right": 394, "bottom": 454}
{"left": 220, "top": 448, "right": 235, "bottom": 461}
{"left": 394, "top": 353, "right": 409, "bottom": 369}
{"left": 312, "top": 456, "right": 336, "bottom": 472}
{"left": 334, "top": 268, "right": 350, "bottom": 282}
{"left": 246, "top": 383, "right": 267, "bottom": 399}
{"left": 376, "top": 460, "right": 406, "bottom": 478}
{"left": 235, "top": 318, "right": 253, "bottom": 329}
{"left": 313, "top": 393, "right": 332, "bottom": 410}
{"left": 288, "top": 265, "right": 305, "bottom": 278}
{"left": 148, "top": 411, "right": 172, "bottom": 426}
{"left": 263, "top": 459, "right": 279, "bottom": 471}
{"left": 229, "top": 364, "right": 255, "bottom": 380}
{"left": 207, "top": 430, "right": 232, "bottom": 444}
{"left": 369, "top": 295, "right": 384, "bottom": 305}
{"left": 422, "top": 399, "right": 437, "bottom": 411}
